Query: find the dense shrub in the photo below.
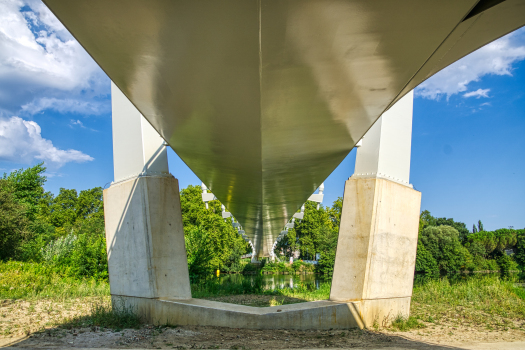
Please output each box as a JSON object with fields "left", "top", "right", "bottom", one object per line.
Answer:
{"left": 415, "top": 240, "right": 438, "bottom": 273}
{"left": 419, "top": 225, "right": 471, "bottom": 272}
{"left": 180, "top": 185, "right": 249, "bottom": 275}
{"left": 516, "top": 232, "right": 525, "bottom": 269}
{"left": 0, "top": 180, "right": 29, "bottom": 260}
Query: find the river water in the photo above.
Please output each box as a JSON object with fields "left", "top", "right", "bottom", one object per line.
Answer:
{"left": 211, "top": 272, "right": 524, "bottom": 291}
{"left": 216, "top": 273, "right": 328, "bottom": 290}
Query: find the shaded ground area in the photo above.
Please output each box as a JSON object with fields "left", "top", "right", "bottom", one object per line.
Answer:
{"left": 3, "top": 324, "right": 525, "bottom": 349}
{"left": 1, "top": 296, "right": 525, "bottom": 349}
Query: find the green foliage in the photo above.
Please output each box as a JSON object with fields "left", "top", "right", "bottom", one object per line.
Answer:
{"left": 515, "top": 232, "right": 525, "bottom": 269}
{"left": 419, "top": 225, "right": 471, "bottom": 272}
{"left": 417, "top": 211, "right": 523, "bottom": 273}
{"left": 419, "top": 210, "right": 470, "bottom": 242}
{"left": 0, "top": 179, "right": 29, "bottom": 260}
{"left": 467, "top": 229, "right": 519, "bottom": 255}
{"left": 415, "top": 240, "right": 438, "bottom": 273}
{"left": 180, "top": 185, "right": 249, "bottom": 275}
{"left": 275, "top": 200, "right": 340, "bottom": 275}
{"left": 390, "top": 315, "right": 425, "bottom": 331}
{"left": 0, "top": 165, "right": 107, "bottom": 279}
{"left": 3, "top": 163, "right": 47, "bottom": 222}
{"left": 412, "top": 275, "right": 525, "bottom": 321}
{"left": 261, "top": 262, "right": 293, "bottom": 273}
{"left": 0, "top": 260, "right": 109, "bottom": 300}
{"left": 496, "top": 252, "right": 519, "bottom": 274}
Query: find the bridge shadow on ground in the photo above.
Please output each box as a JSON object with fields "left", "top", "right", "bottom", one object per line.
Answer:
{"left": 1, "top": 308, "right": 489, "bottom": 350}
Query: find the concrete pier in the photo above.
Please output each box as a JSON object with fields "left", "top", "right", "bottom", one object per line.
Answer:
{"left": 330, "top": 177, "right": 421, "bottom": 327}
{"left": 104, "top": 176, "right": 191, "bottom": 300}
{"left": 330, "top": 91, "right": 421, "bottom": 327}
{"left": 104, "top": 82, "right": 191, "bottom": 301}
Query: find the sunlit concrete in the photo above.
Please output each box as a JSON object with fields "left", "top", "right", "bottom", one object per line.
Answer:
{"left": 330, "top": 178, "right": 421, "bottom": 327}
{"left": 330, "top": 91, "right": 421, "bottom": 327}
{"left": 104, "top": 85, "right": 191, "bottom": 300}
{"left": 116, "top": 297, "right": 364, "bottom": 329}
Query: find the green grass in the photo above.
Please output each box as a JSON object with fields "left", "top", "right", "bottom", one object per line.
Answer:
{"left": 390, "top": 315, "right": 426, "bottom": 332}
{"left": 60, "top": 298, "right": 142, "bottom": 330}
{"left": 0, "top": 260, "right": 110, "bottom": 300}
{"left": 411, "top": 274, "right": 525, "bottom": 331}
{"left": 3, "top": 261, "right": 524, "bottom": 333}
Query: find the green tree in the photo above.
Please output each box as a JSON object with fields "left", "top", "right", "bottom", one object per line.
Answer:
{"left": 515, "top": 231, "right": 525, "bottom": 269}
{"left": 179, "top": 185, "right": 248, "bottom": 274}
{"left": 419, "top": 225, "right": 471, "bottom": 272}
{"left": 49, "top": 188, "right": 78, "bottom": 233}
{"left": 3, "top": 163, "right": 48, "bottom": 222}
{"left": 0, "top": 180, "right": 29, "bottom": 260}
{"left": 478, "top": 220, "right": 484, "bottom": 232}
{"left": 415, "top": 240, "right": 439, "bottom": 274}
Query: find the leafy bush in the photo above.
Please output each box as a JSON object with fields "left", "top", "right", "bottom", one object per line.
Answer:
{"left": 514, "top": 231, "right": 525, "bottom": 269}
{"left": 415, "top": 240, "right": 438, "bottom": 273}
{"left": 261, "top": 262, "right": 293, "bottom": 273}
{"left": 496, "top": 253, "right": 519, "bottom": 274}
{"left": 0, "top": 179, "right": 29, "bottom": 260}
{"left": 180, "top": 185, "right": 249, "bottom": 275}
{"left": 419, "top": 225, "right": 471, "bottom": 272}
{"left": 317, "top": 249, "right": 336, "bottom": 275}
{"left": 41, "top": 233, "right": 77, "bottom": 263}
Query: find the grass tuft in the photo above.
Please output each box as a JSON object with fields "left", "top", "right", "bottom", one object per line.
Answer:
{"left": 60, "top": 298, "right": 142, "bottom": 330}
{"left": 390, "top": 315, "right": 426, "bottom": 332}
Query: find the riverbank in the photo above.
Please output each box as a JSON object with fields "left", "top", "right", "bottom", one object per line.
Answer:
{"left": 1, "top": 261, "right": 524, "bottom": 346}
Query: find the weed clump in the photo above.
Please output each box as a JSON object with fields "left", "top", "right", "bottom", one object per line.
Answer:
{"left": 390, "top": 315, "right": 426, "bottom": 332}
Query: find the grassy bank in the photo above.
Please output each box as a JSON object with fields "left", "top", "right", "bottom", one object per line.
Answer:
{"left": 1, "top": 261, "right": 524, "bottom": 335}
{"left": 0, "top": 261, "right": 109, "bottom": 300}
{"left": 410, "top": 274, "right": 525, "bottom": 331}
{"left": 0, "top": 261, "right": 141, "bottom": 336}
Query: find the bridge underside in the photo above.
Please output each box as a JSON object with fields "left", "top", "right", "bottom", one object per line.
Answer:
{"left": 44, "top": 0, "right": 525, "bottom": 257}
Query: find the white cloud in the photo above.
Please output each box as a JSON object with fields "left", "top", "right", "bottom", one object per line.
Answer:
{"left": 21, "top": 97, "right": 109, "bottom": 115}
{"left": 416, "top": 27, "right": 525, "bottom": 100}
{"left": 70, "top": 119, "right": 86, "bottom": 129}
{"left": 0, "top": 116, "right": 93, "bottom": 167}
{"left": 0, "top": 0, "right": 109, "bottom": 114}
{"left": 463, "top": 88, "right": 490, "bottom": 98}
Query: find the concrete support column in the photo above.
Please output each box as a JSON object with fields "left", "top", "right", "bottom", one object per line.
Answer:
{"left": 330, "top": 91, "right": 421, "bottom": 327}
{"left": 103, "top": 82, "right": 191, "bottom": 301}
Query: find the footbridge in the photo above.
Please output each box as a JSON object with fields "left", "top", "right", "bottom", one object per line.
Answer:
{"left": 43, "top": 0, "right": 525, "bottom": 328}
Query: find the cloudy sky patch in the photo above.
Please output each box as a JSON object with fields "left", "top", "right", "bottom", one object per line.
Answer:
{"left": 416, "top": 28, "right": 525, "bottom": 100}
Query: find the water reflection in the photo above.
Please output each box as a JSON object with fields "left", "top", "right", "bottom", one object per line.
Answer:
{"left": 216, "top": 273, "right": 327, "bottom": 290}
{"left": 191, "top": 272, "right": 524, "bottom": 298}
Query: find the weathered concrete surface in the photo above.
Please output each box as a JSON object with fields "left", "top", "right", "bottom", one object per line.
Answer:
{"left": 103, "top": 176, "right": 191, "bottom": 300}
{"left": 330, "top": 177, "right": 421, "bottom": 327}
{"left": 114, "top": 296, "right": 364, "bottom": 330}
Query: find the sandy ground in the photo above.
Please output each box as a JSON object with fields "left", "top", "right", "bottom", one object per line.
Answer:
{"left": 3, "top": 325, "right": 525, "bottom": 350}
{"left": 1, "top": 296, "right": 525, "bottom": 349}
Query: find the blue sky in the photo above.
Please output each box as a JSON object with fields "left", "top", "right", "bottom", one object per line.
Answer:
{"left": 0, "top": 1, "right": 524, "bottom": 231}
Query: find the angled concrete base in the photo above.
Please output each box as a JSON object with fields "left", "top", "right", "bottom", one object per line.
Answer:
{"left": 330, "top": 177, "right": 421, "bottom": 328}
{"left": 114, "top": 296, "right": 365, "bottom": 329}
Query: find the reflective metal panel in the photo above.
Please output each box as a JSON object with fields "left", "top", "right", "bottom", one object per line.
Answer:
{"left": 43, "top": 0, "right": 525, "bottom": 257}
